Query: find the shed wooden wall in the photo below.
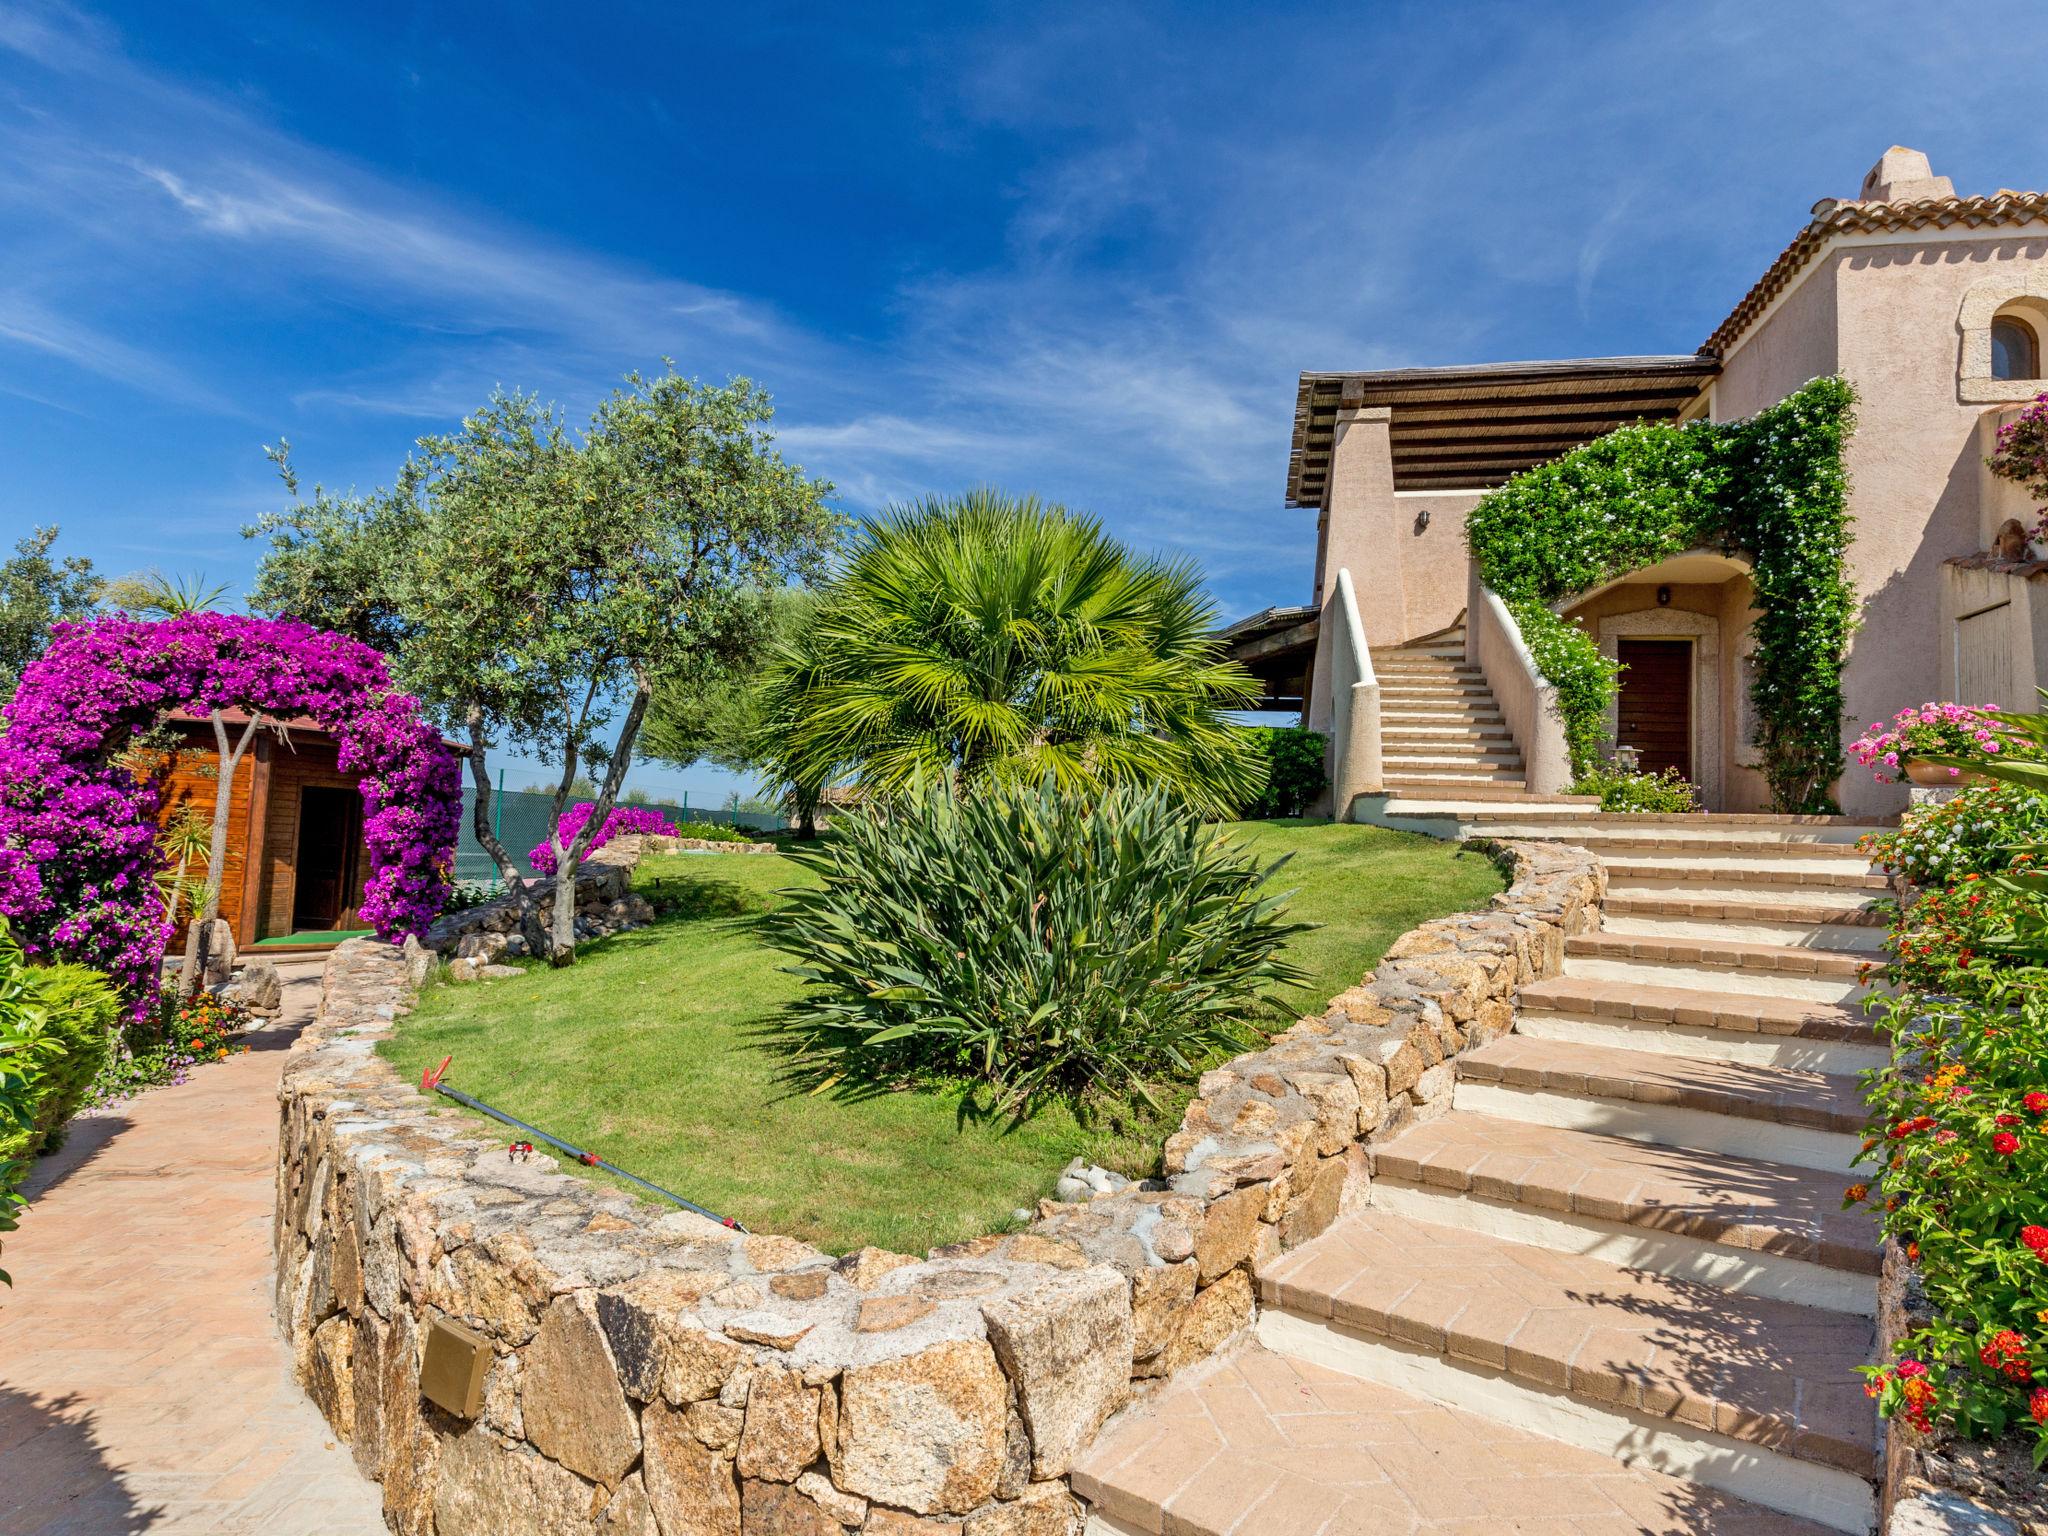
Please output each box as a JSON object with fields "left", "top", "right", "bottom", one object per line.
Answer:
{"left": 154, "top": 721, "right": 371, "bottom": 944}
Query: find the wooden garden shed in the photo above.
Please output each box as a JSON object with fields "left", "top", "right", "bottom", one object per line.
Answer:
{"left": 155, "top": 711, "right": 375, "bottom": 951}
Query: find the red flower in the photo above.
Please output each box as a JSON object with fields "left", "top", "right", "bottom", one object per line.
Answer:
{"left": 2033, "top": 1387, "right": 2048, "bottom": 1426}
{"left": 2027, "top": 1091, "right": 2048, "bottom": 1116}
{"left": 1997, "top": 1114, "right": 2023, "bottom": 1127}
{"left": 2021, "top": 1225, "right": 2048, "bottom": 1254}
{"left": 1994, "top": 1132, "right": 2022, "bottom": 1156}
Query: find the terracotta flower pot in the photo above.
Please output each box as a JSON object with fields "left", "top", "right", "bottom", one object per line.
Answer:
{"left": 1903, "top": 760, "right": 1991, "bottom": 788}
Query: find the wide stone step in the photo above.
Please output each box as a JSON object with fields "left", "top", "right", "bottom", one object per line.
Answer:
{"left": 1071, "top": 1342, "right": 1837, "bottom": 1536}
{"left": 1385, "top": 774, "right": 1530, "bottom": 794}
{"left": 1602, "top": 861, "right": 1892, "bottom": 894}
{"left": 1602, "top": 888, "right": 1887, "bottom": 922}
{"left": 1453, "top": 1035, "right": 1863, "bottom": 1170}
{"left": 1371, "top": 1114, "right": 1880, "bottom": 1281}
{"left": 1383, "top": 744, "right": 1522, "bottom": 763}
{"left": 1255, "top": 1209, "right": 1878, "bottom": 1529}
{"left": 1562, "top": 934, "right": 1871, "bottom": 1004}
{"left": 1380, "top": 724, "right": 1515, "bottom": 744}
{"left": 1601, "top": 898, "right": 1886, "bottom": 953}
{"left": 1511, "top": 976, "right": 1884, "bottom": 1074}
{"left": 1383, "top": 757, "right": 1523, "bottom": 775}
{"left": 1408, "top": 811, "right": 1890, "bottom": 845}
{"left": 1450, "top": 830, "right": 1876, "bottom": 859}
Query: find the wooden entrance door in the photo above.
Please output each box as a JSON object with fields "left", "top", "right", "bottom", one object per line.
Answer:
{"left": 293, "top": 786, "right": 364, "bottom": 931}
{"left": 1616, "top": 638, "right": 1692, "bottom": 780}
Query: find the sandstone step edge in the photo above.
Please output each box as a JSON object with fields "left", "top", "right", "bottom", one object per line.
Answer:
{"left": 1252, "top": 1310, "right": 1877, "bottom": 1534}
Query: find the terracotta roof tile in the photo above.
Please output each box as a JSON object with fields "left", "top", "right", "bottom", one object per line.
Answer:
{"left": 1705, "top": 189, "right": 2048, "bottom": 357}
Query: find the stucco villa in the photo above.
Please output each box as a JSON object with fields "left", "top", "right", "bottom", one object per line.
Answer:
{"left": 1227, "top": 147, "right": 2048, "bottom": 819}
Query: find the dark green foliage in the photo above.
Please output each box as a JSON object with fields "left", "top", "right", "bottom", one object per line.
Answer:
{"left": 1237, "top": 727, "right": 1328, "bottom": 818}
{"left": 1465, "top": 376, "right": 1856, "bottom": 811}
{"left": 763, "top": 779, "right": 1312, "bottom": 1110}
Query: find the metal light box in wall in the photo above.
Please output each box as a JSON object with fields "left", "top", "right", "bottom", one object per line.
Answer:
{"left": 420, "top": 1315, "right": 490, "bottom": 1419}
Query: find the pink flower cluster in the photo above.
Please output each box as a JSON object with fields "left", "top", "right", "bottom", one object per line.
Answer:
{"left": 1850, "top": 702, "right": 2008, "bottom": 785}
{"left": 0, "top": 613, "right": 461, "bottom": 1011}
{"left": 529, "top": 802, "right": 679, "bottom": 874}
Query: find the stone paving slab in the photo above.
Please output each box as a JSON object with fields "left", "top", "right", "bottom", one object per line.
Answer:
{"left": 0, "top": 967, "right": 385, "bottom": 1536}
{"left": 1373, "top": 1115, "right": 1880, "bottom": 1274}
{"left": 1073, "top": 1342, "right": 1837, "bottom": 1535}
{"left": 1257, "top": 1208, "right": 1879, "bottom": 1475}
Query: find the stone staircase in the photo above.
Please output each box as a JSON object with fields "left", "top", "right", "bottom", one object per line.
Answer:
{"left": 1376, "top": 627, "right": 1533, "bottom": 797}
{"left": 1073, "top": 802, "right": 1892, "bottom": 1536}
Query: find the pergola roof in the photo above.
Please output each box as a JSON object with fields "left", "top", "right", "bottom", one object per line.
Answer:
{"left": 1285, "top": 354, "right": 1719, "bottom": 507}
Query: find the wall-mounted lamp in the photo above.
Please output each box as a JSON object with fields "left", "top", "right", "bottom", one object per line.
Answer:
{"left": 1414, "top": 508, "right": 1431, "bottom": 533}
{"left": 1656, "top": 585, "right": 1672, "bottom": 606}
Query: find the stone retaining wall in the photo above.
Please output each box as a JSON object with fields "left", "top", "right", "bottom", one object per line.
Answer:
{"left": 274, "top": 835, "right": 1602, "bottom": 1534}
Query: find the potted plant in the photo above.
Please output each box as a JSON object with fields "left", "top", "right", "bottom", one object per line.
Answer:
{"left": 1850, "top": 703, "right": 2010, "bottom": 786}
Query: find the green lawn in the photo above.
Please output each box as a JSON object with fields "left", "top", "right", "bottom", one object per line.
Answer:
{"left": 379, "top": 820, "right": 1501, "bottom": 1254}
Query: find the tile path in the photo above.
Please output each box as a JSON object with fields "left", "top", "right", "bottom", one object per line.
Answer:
{"left": 0, "top": 965, "right": 386, "bottom": 1536}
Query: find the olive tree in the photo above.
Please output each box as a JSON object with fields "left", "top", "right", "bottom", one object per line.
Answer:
{"left": 249, "top": 369, "right": 838, "bottom": 963}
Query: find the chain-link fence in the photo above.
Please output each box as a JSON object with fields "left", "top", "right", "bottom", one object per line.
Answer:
{"left": 453, "top": 787, "right": 784, "bottom": 880}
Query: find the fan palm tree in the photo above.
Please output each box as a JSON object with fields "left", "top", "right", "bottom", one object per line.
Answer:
{"left": 757, "top": 491, "right": 1261, "bottom": 814}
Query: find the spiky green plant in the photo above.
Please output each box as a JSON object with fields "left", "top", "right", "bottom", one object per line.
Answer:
{"left": 754, "top": 491, "right": 1262, "bottom": 816}
{"left": 763, "top": 778, "right": 1311, "bottom": 1111}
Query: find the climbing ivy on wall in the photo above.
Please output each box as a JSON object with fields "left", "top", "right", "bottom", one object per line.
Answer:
{"left": 1464, "top": 376, "right": 1856, "bottom": 813}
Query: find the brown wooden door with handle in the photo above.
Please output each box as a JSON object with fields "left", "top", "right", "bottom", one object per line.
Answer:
{"left": 1616, "top": 638, "right": 1692, "bottom": 780}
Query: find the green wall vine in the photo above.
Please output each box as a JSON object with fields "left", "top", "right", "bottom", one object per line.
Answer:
{"left": 1463, "top": 375, "right": 1856, "bottom": 814}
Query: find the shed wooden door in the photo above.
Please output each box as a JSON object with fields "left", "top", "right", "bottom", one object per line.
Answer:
{"left": 293, "top": 786, "right": 364, "bottom": 931}
{"left": 1616, "top": 638, "right": 1692, "bottom": 780}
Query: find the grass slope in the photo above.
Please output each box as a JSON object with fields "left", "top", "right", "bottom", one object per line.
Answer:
{"left": 380, "top": 820, "right": 1500, "bottom": 1254}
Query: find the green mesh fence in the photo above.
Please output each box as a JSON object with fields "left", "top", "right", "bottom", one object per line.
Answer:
{"left": 453, "top": 788, "right": 783, "bottom": 880}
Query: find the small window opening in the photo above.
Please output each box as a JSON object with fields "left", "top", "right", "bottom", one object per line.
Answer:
{"left": 1992, "top": 316, "right": 2040, "bottom": 381}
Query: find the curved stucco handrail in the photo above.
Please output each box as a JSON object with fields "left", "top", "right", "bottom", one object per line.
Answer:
{"left": 1328, "top": 568, "right": 1383, "bottom": 806}
{"left": 1464, "top": 562, "right": 1572, "bottom": 796}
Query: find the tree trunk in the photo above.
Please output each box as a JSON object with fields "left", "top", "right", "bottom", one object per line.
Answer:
{"left": 179, "top": 712, "right": 261, "bottom": 1000}
{"left": 461, "top": 710, "right": 552, "bottom": 958}
{"left": 546, "top": 676, "right": 654, "bottom": 968}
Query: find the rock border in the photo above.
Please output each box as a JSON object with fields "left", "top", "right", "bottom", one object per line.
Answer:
{"left": 274, "top": 834, "right": 1602, "bottom": 1534}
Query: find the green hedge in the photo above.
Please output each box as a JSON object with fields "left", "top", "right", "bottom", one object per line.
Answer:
{"left": 1, "top": 925, "right": 116, "bottom": 1281}
{"left": 1465, "top": 376, "right": 1856, "bottom": 812}
{"left": 13, "top": 966, "right": 118, "bottom": 1158}
{"left": 1236, "top": 727, "right": 1329, "bottom": 819}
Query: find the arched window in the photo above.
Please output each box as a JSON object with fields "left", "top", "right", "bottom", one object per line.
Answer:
{"left": 1992, "top": 315, "right": 2040, "bottom": 381}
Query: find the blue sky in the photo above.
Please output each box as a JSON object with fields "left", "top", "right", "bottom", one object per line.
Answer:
{"left": 5, "top": 0, "right": 2047, "bottom": 798}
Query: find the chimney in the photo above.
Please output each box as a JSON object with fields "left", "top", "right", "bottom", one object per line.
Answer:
{"left": 1856, "top": 146, "right": 1954, "bottom": 204}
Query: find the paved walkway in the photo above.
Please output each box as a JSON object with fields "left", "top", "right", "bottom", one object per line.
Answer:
{"left": 0, "top": 966, "right": 385, "bottom": 1536}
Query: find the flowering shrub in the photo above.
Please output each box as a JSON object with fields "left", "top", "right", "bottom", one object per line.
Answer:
{"left": 529, "top": 802, "right": 680, "bottom": 874}
{"left": 1867, "top": 877, "right": 2029, "bottom": 996}
{"left": 0, "top": 613, "right": 461, "bottom": 1010}
{"left": 1851, "top": 976, "right": 2048, "bottom": 1464}
{"left": 84, "top": 986, "right": 251, "bottom": 1109}
{"left": 1850, "top": 702, "right": 2011, "bottom": 784}
{"left": 1861, "top": 786, "right": 2048, "bottom": 888}
{"left": 1465, "top": 376, "right": 1855, "bottom": 811}
{"left": 1567, "top": 763, "right": 1701, "bottom": 814}
{"left": 1988, "top": 392, "right": 2048, "bottom": 541}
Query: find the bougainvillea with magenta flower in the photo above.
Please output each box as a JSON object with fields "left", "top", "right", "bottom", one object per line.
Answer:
{"left": 0, "top": 613, "right": 460, "bottom": 1010}
{"left": 529, "top": 802, "right": 679, "bottom": 874}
